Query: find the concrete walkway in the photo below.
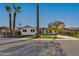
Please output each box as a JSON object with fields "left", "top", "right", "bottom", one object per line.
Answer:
{"left": 57, "top": 35, "right": 79, "bottom": 40}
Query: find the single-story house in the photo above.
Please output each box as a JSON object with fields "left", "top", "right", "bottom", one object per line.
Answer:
{"left": 18, "top": 26, "right": 37, "bottom": 35}
{"left": 40, "top": 28, "right": 55, "bottom": 35}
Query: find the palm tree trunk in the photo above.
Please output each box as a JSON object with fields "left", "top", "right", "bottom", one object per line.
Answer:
{"left": 36, "top": 3, "right": 40, "bottom": 38}
{"left": 9, "top": 13, "right": 12, "bottom": 35}
{"left": 13, "top": 12, "right": 16, "bottom": 37}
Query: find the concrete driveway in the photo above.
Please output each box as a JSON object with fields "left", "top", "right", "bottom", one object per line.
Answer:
{"left": 57, "top": 35, "right": 79, "bottom": 40}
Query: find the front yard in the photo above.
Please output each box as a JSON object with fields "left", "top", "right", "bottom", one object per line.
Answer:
{"left": 19, "top": 35, "right": 34, "bottom": 40}
{"left": 20, "top": 35, "right": 64, "bottom": 40}
{"left": 19, "top": 35, "right": 79, "bottom": 40}
{"left": 39, "top": 35, "right": 63, "bottom": 39}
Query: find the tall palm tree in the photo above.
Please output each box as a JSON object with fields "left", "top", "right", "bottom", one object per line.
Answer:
{"left": 5, "top": 6, "right": 12, "bottom": 35}
{"left": 13, "top": 4, "right": 21, "bottom": 36}
{"left": 36, "top": 3, "right": 40, "bottom": 38}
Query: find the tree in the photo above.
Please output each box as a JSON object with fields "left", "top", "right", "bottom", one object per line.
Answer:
{"left": 12, "top": 4, "right": 21, "bottom": 37}
{"left": 36, "top": 3, "right": 40, "bottom": 38}
{"left": 5, "top": 5, "right": 12, "bottom": 35}
{"left": 48, "top": 21, "right": 65, "bottom": 38}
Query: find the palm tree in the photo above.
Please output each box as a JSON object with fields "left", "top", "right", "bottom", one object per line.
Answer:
{"left": 5, "top": 5, "right": 12, "bottom": 35}
{"left": 13, "top": 4, "right": 21, "bottom": 36}
{"left": 48, "top": 21, "right": 65, "bottom": 38}
{"left": 36, "top": 3, "right": 40, "bottom": 38}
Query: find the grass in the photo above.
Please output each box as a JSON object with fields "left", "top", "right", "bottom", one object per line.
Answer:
{"left": 19, "top": 35, "right": 63, "bottom": 40}
{"left": 36, "top": 35, "right": 63, "bottom": 39}
{"left": 19, "top": 35, "right": 34, "bottom": 40}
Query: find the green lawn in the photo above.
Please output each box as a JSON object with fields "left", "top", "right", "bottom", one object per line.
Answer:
{"left": 19, "top": 35, "right": 34, "bottom": 39}
{"left": 37, "top": 35, "right": 63, "bottom": 39}
{"left": 20, "top": 35, "right": 63, "bottom": 40}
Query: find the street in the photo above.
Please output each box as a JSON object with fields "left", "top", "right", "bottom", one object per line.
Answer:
{"left": 0, "top": 35, "right": 79, "bottom": 56}
{"left": 0, "top": 39, "right": 66, "bottom": 56}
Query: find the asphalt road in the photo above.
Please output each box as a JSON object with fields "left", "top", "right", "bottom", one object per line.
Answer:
{"left": 0, "top": 40, "right": 66, "bottom": 56}
{"left": 58, "top": 40, "right": 79, "bottom": 56}
{"left": 0, "top": 39, "right": 79, "bottom": 56}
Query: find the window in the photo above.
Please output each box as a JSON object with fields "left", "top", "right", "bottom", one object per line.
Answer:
{"left": 31, "top": 29, "right": 35, "bottom": 32}
{"left": 23, "top": 29, "right": 27, "bottom": 32}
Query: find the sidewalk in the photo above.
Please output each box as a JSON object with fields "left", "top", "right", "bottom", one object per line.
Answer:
{"left": 0, "top": 38, "right": 27, "bottom": 45}
{"left": 57, "top": 35, "right": 79, "bottom": 40}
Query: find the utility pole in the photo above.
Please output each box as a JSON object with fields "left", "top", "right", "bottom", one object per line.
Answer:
{"left": 36, "top": 3, "right": 40, "bottom": 38}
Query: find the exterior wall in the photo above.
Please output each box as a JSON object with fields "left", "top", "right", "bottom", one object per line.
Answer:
{"left": 44, "top": 30, "right": 47, "bottom": 34}
{"left": 20, "top": 27, "right": 36, "bottom": 35}
{"left": 40, "top": 30, "right": 47, "bottom": 35}
{"left": 46, "top": 31, "right": 55, "bottom": 35}
{"left": 40, "top": 29, "right": 55, "bottom": 35}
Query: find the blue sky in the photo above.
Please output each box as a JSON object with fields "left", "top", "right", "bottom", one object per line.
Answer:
{"left": 0, "top": 3, "right": 79, "bottom": 28}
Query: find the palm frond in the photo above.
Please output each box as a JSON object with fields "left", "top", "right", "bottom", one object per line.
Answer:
{"left": 16, "top": 6, "right": 21, "bottom": 13}
{"left": 5, "top": 5, "right": 12, "bottom": 13}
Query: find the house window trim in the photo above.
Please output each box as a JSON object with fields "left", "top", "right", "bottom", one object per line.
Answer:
{"left": 31, "top": 29, "right": 35, "bottom": 32}
{"left": 22, "top": 29, "right": 27, "bottom": 32}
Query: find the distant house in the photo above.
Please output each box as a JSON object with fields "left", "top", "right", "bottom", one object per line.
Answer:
{"left": 0, "top": 26, "right": 9, "bottom": 35}
{"left": 18, "top": 26, "right": 37, "bottom": 35}
{"left": 40, "top": 28, "right": 55, "bottom": 35}
{"left": 18, "top": 26, "right": 55, "bottom": 35}
{"left": 59, "top": 28, "right": 79, "bottom": 35}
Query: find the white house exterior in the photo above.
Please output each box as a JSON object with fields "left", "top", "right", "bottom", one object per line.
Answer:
{"left": 40, "top": 28, "right": 55, "bottom": 35}
{"left": 18, "top": 26, "right": 55, "bottom": 35}
{"left": 19, "top": 26, "right": 36, "bottom": 35}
